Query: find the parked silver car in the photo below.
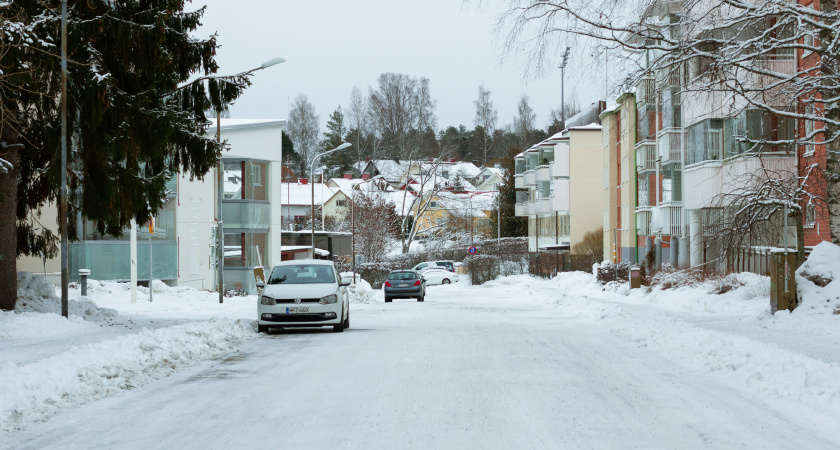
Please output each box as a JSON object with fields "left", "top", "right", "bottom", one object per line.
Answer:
{"left": 383, "top": 270, "right": 426, "bottom": 302}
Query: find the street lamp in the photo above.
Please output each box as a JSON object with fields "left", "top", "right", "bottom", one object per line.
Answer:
{"left": 558, "top": 47, "right": 572, "bottom": 125}
{"left": 310, "top": 142, "right": 352, "bottom": 258}
{"left": 216, "top": 57, "right": 285, "bottom": 304}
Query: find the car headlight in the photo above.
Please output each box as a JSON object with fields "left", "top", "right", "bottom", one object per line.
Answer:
{"left": 319, "top": 294, "right": 337, "bottom": 304}
{"left": 260, "top": 295, "right": 276, "bottom": 305}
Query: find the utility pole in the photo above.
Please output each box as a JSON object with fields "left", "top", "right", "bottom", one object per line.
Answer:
{"left": 59, "top": 0, "right": 69, "bottom": 318}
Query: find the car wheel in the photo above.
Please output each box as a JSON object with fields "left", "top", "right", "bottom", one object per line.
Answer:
{"left": 418, "top": 295, "right": 424, "bottom": 302}
{"left": 333, "top": 307, "right": 345, "bottom": 332}
{"left": 442, "top": 279, "right": 451, "bottom": 285}
{"left": 258, "top": 324, "right": 267, "bottom": 333}
{"left": 344, "top": 310, "right": 350, "bottom": 329}
{"left": 385, "top": 296, "right": 392, "bottom": 303}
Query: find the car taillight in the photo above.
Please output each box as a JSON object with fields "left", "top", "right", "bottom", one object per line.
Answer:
{"left": 384, "top": 281, "right": 392, "bottom": 287}
{"left": 413, "top": 280, "right": 422, "bottom": 286}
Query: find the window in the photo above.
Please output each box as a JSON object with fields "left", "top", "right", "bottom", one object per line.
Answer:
{"left": 804, "top": 104, "right": 815, "bottom": 156}
{"left": 429, "top": 201, "right": 439, "bottom": 208}
{"left": 336, "top": 199, "right": 347, "bottom": 207}
{"left": 805, "top": 203, "right": 816, "bottom": 227}
{"left": 251, "top": 164, "right": 262, "bottom": 186}
{"left": 442, "top": 170, "right": 450, "bottom": 179}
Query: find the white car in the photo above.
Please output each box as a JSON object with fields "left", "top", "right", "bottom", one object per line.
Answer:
{"left": 419, "top": 268, "right": 458, "bottom": 285}
{"left": 256, "top": 260, "right": 350, "bottom": 333}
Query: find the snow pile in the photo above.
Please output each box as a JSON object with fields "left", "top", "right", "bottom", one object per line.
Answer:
{"left": 0, "top": 318, "right": 256, "bottom": 431}
{"left": 554, "top": 296, "right": 622, "bottom": 320}
{"left": 15, "top": 272, "right": 119, "bottom": 324}
{"left": 348, "top": 278, "right": 377, "bottom": 304}
{"left": 796, "top": 241, "right": 840, "bottom": 316}
{"left": 0, "top": 310, "right": 98, "bottom": 341}
{"left": 611, "top": 314, "right": 840, "bottom": 415}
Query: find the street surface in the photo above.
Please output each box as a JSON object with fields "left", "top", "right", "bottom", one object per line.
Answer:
{"left": 7, "top": 282, "right": 839, "bottom": 449}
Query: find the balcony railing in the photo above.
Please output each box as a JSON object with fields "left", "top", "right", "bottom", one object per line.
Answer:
{"left": 523, "top": 170, "right": 537, "bottom": 187}
{"left": 536, "top": 165, "right": 551, "bottom": 182}
{"left": 514, "top": 174, "right": 524, "bottom": 189}
{"left": 651, "top": 205, "right": 683, "bottom": 236}
{"left": 636, "top": 141, "right": 656, "bottom": 172}
{"left": 636, "top": 210, "right": 652, "bottom": 236}
{"left": 69, "top": 241, "right": 177, "bottom": 282}
{"left": 515, "top": 203, "right": 525, "bottom": 217}
{"left": 222, "top": 201, "right": 270, "bottom": 230}
{"left": 657, "top": 128, "right": 682, "bottom": 164}
{"left": 536, "top": 197, "right": 552, "bottom": 214}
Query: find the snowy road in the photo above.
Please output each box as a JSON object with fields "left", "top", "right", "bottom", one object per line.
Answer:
{"left": 7, "top": 282, "right": 840, "bottom": 449}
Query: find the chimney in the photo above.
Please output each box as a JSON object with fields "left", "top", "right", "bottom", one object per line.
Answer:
{"left": 343, "top": 172, "right": 353, "bottom": 179}
{"left": 299, "top": 178, "right": 308, "bottom": 185}
{"left": 361, "top": 174, "right": 370, "bottom": 181}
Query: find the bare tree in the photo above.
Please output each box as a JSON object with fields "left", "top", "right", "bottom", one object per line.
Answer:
{"left": 706, "top": 164, "right": 825, "bottom": 269}
{"left": 352, "top": 190, "right": 400, "bottom": 262}
{"left": 346, "top": 86, "right": 369, "bottom": 166}
{"left": 288, "top": 94, "right": 320, "bottom": 176}
{"left": 513, "top": 94, "right": 536, "bottom": 150}
{"left": 474, "top": 85, "right": 498, "bottom": 166}
{"left": 367, "top": 73, "right": 438, "bottom": 159}
{"left": 547, "top": 93, "right": 581, "bottom": 132}
{"left": 494, "top": 0, "right": 840, "bottom": 242}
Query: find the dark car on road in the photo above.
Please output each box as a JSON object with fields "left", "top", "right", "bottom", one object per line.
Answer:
{"left": 383, "top": 270, "right": 426, "bottom": 302}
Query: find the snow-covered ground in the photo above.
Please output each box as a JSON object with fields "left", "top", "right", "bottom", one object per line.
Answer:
{"left": 2, "top": 243, "right": 839, "bottom": 447}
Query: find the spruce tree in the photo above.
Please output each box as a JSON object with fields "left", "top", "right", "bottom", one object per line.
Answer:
{"left": 1, "top": 0, "right": 254, "bottom": 310}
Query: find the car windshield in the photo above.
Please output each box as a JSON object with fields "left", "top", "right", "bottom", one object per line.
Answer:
{"left": 268, "top": 265, "right": 335, "bottom": 284}
{"left": 388, "top": 272, "right": 418, "bottom": 281}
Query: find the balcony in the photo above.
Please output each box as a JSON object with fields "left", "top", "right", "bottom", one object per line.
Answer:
{"left": 636, "top": 210, "right": 652, "bottom": 236}
{"left": 223, "top": 201, "right": 270, "bottom": 230}
{"left": 536, "top": 165, "right": 551, "bottom": 182}
{"left": 651, "top": 205, "right": 683, "bottom": 236}
{"left": 635, "top": 141, "right": 656, "bottom": 173}
{"left": 535, "top": 197, "right": 552, "bottom": 214}
{"left": 523, "top": 170, "right": 537, "bottom": 187}
{"left": 515, "top": 203, "right": 525, "bottom": 216}
{"left": 657, "top": 128, "right": 683, "bottom": 164}
{"left": 514, "top": 174, "right": 525, "bottom": 189}
{"left": 69, "top": 241, "right": 177, "bottom": 282}
{"left": 515, "top": 201, "right": 536, "bottom": 217}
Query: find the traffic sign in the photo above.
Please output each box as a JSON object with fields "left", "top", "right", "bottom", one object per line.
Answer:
{"left": 468, "top": 246, "right": 478, "bottom": 254}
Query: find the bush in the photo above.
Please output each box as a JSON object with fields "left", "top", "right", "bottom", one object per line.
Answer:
{"left": 572, "top": 228, "right": 604, "bottom": 269}
{"left": 464, "top": 254, "right": 500, "bottom": 285}
{"left": 596, "top": 261, "right": 635, "bottom": 284}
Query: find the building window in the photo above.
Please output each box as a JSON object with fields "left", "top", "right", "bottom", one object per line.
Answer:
{"left": 429, "top": 201, "right": 439, "bottom": 208}
{"left": 336, "top": 199, "right": 347, "bottom": 207}
{"left": 251, "top": 164, "right": 262, "bottom": 186}
{"left": 805, "top": 203, "right": 816, "bottom": 227}
{"left": 804, "top": 104, "right": 815, "bottom": 156}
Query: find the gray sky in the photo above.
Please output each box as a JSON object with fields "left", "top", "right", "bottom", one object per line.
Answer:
{"left": 194, "top": 0, "right": 604, "bottom": 133}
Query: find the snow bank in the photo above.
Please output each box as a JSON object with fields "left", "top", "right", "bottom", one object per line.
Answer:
{"left": 796, "top": 241, "right": 840, "bottom": 316}
{"left": 0, "top": 318, "right": 256, "bottom": 431}
{"left": 611, "top": 314, "right": 840, "bottom": 415}
{"left": 15, "top": 272, "right": 118, "bottom": 324}
{"left": 348, "top": 278, "right": 377, "bottom": 304}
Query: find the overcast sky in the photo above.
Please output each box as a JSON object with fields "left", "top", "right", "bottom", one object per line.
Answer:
{"left": 194, "top": 0, "right": 605, "bottom": 133}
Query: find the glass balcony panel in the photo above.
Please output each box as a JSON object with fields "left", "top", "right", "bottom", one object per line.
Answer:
{"left": 223, "top": 202, "right": 270, "bottom": 229}
{"left": 69, "top": 241, "right": 177, "bottom": 281}
{"left": 223, "top": 231, "right": 268, "bottom": 268}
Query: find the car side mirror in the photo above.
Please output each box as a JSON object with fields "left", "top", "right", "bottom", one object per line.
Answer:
{"left": 339, "top": 280, "right": 351, "bottom": 287}
{"left": 256, "top": 281, "right": 265, "bottom": 288}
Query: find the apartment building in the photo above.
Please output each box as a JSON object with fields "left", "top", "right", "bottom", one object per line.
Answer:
{"left": 600, "top": 93, "right": 638, "bottom": 263}
{"left": 514, "top": 103, "right": 606, "bottom": 252}
{"left": 18, "top": 119, "right": 287, "bottom": 294}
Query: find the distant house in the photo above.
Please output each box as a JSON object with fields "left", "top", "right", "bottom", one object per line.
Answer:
{"left": 474, "top": 165, "right": 505, "bottom": 191}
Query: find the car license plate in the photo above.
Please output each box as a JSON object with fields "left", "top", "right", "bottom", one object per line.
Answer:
{"left": 399, "top": 283, "right": 408, "bottom": 287}
{"left": 285, "top": 307, "right": 309, "bottom": 313}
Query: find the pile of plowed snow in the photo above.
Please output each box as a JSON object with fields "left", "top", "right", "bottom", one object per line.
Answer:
{"left": 15, "top": 272, "right": 119, "bottom": 324}
{"left": 796, "top": 241, "right": 840, "bottom": 316}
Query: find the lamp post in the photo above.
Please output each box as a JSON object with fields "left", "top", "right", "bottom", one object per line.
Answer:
{"left": 59, "top": 0, "right": 69, "bottom": 318}
{"left": 216, "top": 57, "right": 285, "bottom": 304}
{"left": 310, "top": 143, "right": 352, "bottom": 258}
{"left": 558, "top": 47, "right": 571, "bottom": 125}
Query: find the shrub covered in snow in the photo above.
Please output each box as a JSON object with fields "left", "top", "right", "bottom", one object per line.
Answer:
{"left": 795, "top": 241, "right": 840, "bottom": 315}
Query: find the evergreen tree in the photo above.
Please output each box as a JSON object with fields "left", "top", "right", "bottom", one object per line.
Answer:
{"left": 1, "top": 0, "right": 254, "bottom": 310}
{"left": 490, "top": 147, "right": 527, "bottom": 237}
{"left": 320, "top": 106, "right": 354, "bottom": 178}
